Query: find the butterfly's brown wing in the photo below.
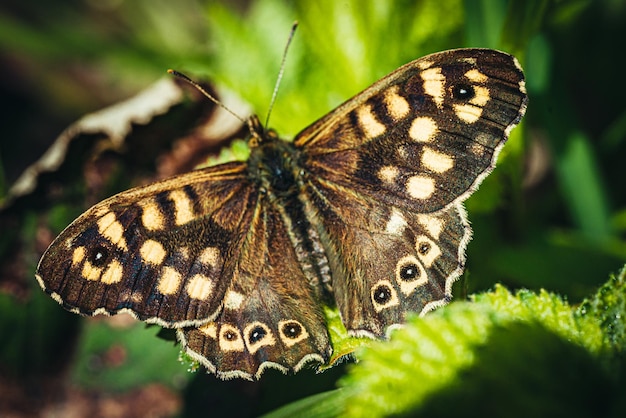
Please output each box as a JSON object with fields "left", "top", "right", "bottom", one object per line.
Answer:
{"left": 36, "top": 163, "right": 251, "bottom": 325}
{"left": 295, "top": 49, "right": 527, "bottom": 336}
{"left": 302, "top": 178, "right": 471, "bottom": 336}
{"left": 36, "top": 162, "right": 330, "bottom": 379}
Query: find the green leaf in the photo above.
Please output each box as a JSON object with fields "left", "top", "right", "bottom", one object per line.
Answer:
{"left": 336, "top": 283, "right": 612, "bottom": 417}
{"left": 202, "top": 0, "right": 466, "bottom": 138}
{"left": 71, "top": 319, "right": 191, "bottom": 391}
{"left": 577, "top": 265, "right": 626, "bottom": 356}
{"left": 556, "top": 131, "right": 612, "bottom": 243}
{"left": 322, "top": 306, "right": 371, "bottom": 370}
{"left": 260, "top": 389, "right": 346, "bottom": 418}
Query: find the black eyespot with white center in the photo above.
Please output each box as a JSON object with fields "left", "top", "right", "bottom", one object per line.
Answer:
{"left": 224, "top": 330, "right": 238, "bottom": 341}
{"left": 400, "top": 263, "right": 420, "bottom": 281}
{"left": 373, "top": 283, "right": 393, "bottom": 304}
{"left": 452, "top": 84, "right": 475, "bottom": 100}
{"left": 281, "top": 321, "right": 302, "bottom": 339}
{"left": 418, "top": 242, "right": 431, "bottom": 255}
{"left": 249, "top": 326, "right": 267, "bottom": 343}
{"left": 371, "top": 279, "right": 401, "bottom": 311}
{"left": 88, "top": 246, "right": 109, "bottom": 266}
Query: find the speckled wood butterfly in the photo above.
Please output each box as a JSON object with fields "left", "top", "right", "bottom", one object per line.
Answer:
{"left": 36, "top": 48, "right": 527, "bottom": 380}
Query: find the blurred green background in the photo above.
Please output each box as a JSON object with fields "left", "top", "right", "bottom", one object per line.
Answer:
{"left": 1, "top": 0, "right": 625, "bottom": 417}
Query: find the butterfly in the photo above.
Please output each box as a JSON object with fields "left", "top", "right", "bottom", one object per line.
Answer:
{"left": 36, "top": 48, "right": 527, "bottom": 380}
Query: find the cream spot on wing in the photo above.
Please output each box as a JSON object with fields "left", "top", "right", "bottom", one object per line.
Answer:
{"left": 199, "top": 246, "right": 220, "bottom": 267}
{"left": 395, "top": 255, "right": 427, "bottom": 296}
{"left": 357, "top": 104, "right": 386, "bottom": 139}
{"left": 278, "top": 320, "right": 309, "bottom": 347}
{"left": 186, "top": 274, "right": 213, "bottom": 300}
{"left": 470, "top": 85, "right": 490, "bottom": 106}
{"left": 72, "top": 246, "right": 86, "bottom": 266}
{"left": 169, "top": 189, "right": 195, "bottom": 226}
{"left": 244, "top": 322, "right": 276, "bottom": 354}
{"left": 417, "top": 59, "right": 433, "bottom": 70}
{"left": 464, "top": 68, "right": 488, "bottom": 83}
{"left": 415, "top": 235, "right": 442, "bottom": 268}
{"left": 422, "top": 147, "right": 454, "bottom": 173}
{"left": 470, "top": 132, "right": 494, "bottom": 155}
{"left": 219, "top": 324, "right": 245, "bottom": 352}
{"left": 223, "top": 290, "right": 244, "bottom": 310}
{"left": 82, "top": 261, "right": 102, "bottom": 281}
{"left": 416, "top": 214, "right": 444, "bottom": 239}
{"left": 421, "top": 67, "right": 445, "bottom": 108}
{"left": 470, "top": 142, "right": 484, "bottom": 155}
{"left": 178, "top": 246, "right": 190, "bottom": 259}
{"left": 198, "top": 322, "right": 217, "bottom": 339}
{"left": 409, "top": 117, "right": 438, "bottom": 142}
{"left": 101, "top": 259, "right": 123, "bottom": 284}
{"left": 406, "top": 175, "right": 435, "bottom": 199}
{"left": 158, "top": 266, "right": 182, "bottom": 295}
{"left": 140, "top": 240, "right": 167, "bottom": 266}
{"left": 371, "top": 279, "right": 400, "bottom": 312}
{"left": 385, "top": 208, "right": 407, "bottom": 235}
{"left": 378, "top": 165, "right": 399, "bottom": 184}
{"left": 384, "top": 85, "right": 410, "bottom": 121}
{"left": 129, "top": 292, "right": 144, "bottom": 304}
{"left": 97, "top": 212, "right": 127, "bottom": 250}
{"left": 116, "top": 290, "right": 144, "bottom": 306}
{"left": 454, "top": 103, "right": 482, "bottom": 123}
{"left": 140, "top": 199, "right": 165, "bottom": 231}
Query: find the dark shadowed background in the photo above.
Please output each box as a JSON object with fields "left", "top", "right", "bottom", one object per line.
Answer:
{"left": 1, "top": 0, "right": 625, "bottom": 417}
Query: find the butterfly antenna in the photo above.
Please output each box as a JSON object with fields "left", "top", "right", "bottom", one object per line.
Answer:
{"left": 167, "top": 69, "right": 248, "bottom": 126}
{"left": 264, "top": 21, "right": 298, "bottom": 129}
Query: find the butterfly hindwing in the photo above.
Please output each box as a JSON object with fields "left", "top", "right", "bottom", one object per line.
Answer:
{"left": 303, "top": 178, "right": 470, "bottom": 337}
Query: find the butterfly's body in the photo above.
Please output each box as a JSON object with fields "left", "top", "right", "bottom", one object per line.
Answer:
{"left": 246, "top": 122, "right": 333, "bottom": 298}
{"left": 37, "top": 49, "right": 527, "bottom": 380}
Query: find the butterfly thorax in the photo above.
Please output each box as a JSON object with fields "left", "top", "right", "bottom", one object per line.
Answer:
{"left": 246, "top": 117, "right": 302, "bottom": 201}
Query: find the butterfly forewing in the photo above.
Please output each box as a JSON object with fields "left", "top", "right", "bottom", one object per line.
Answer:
{"left": 36, "top": 48, "right": 527, "bottom": 380}
{"left": 36, "top": 163, "right": 257, "bottom": 327}
{"left": 296, "top": 49, "right": 527, "bottom": 214}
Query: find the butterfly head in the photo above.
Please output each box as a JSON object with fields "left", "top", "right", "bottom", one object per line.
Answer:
{"left": 244, "top": 115, "right": 301, "bottom": 198}
{"left": 246, "top": 115, "right": 280, "bottom": 149}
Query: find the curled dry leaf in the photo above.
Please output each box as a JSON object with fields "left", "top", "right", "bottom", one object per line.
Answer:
{"left": 0, "top": 74, "right": 247, "bottom": 299}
